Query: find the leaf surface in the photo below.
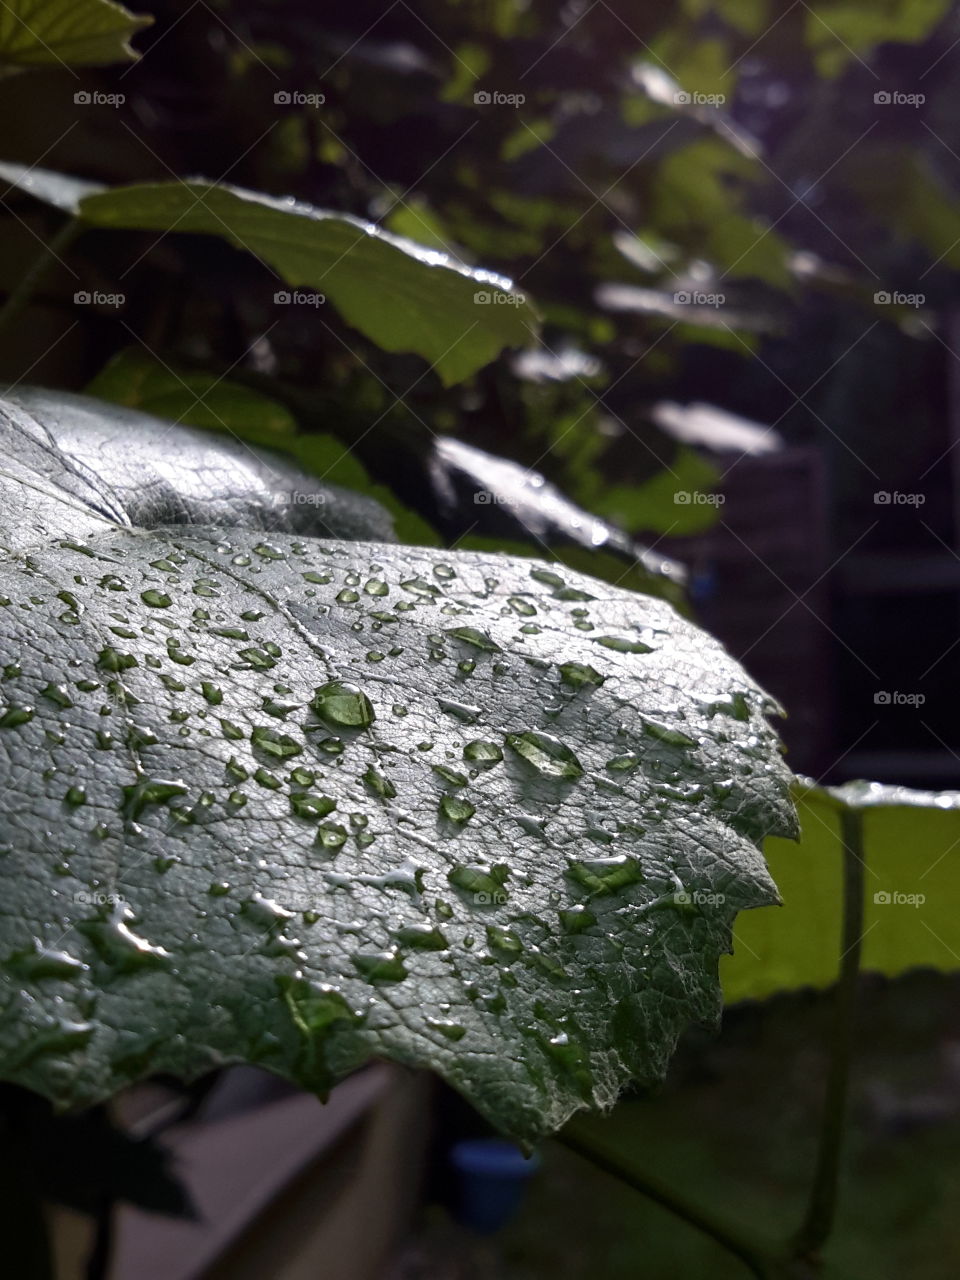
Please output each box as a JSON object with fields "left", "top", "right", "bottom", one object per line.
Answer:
{"left": 0, "top": 0, "right": 150, "bottom": 70}
{"left": 0, "top": 161, "right": 537, "bottom": 386}
{"left": 0, "top": 390, "right": 795, "bottom": 1139}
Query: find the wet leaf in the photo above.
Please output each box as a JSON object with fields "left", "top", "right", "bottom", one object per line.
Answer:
{"left": 0, "top": 388, "right": 794, "bottom": 1141}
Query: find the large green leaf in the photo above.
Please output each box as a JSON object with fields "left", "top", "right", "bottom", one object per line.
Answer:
{"left": 0, "top": 161, "right": 537, "bottom": 386}
{"left": 721, "top": 779, "right": 960, "bottom": 1002}
{"left": 0, "top": 389, "right": 795, "bottom": 1140}
{"left": 0, "top": 0, "right": 150, "bottom": 70}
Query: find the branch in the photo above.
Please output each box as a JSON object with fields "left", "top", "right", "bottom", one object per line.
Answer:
{"left": 792, "top": 805, "right": 866, "bottom": 1258}
{"left": 559, "top": 1117, "right": 783, "bottom": 1280}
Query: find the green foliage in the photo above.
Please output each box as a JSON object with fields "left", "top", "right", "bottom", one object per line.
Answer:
{"left": 0, "top": 163, "right": 537, "bottom": 386}
{"left": 0, "top": 390, "right": 795, "bottom": 1140}
{"left": 0, "top": 0, "right": 150, "bottom": 71}
{"left": 804, "top": 0, "right": 952, "bottom": 75}
{"left": 79, "top": 181, "right": 538, "bottom": 386}
{"left": 722, "top": 780, "right": 960, "bottom": 1002}
{"left": 0, "top": 0, "right": 957, "bottom": 1267}
{"left": 587, "top": 448, "right": 723, "bottom": 537}
{"left": 86, "top": 349, "right": 299, "bottom": 436}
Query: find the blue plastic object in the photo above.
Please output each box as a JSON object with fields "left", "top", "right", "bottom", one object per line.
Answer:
{"left": 450, "top": 1138, "right": 541, "bottom": 1234}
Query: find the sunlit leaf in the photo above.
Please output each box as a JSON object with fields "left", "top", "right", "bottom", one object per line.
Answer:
{"left": 0, "top": 0, "right": 150, "bottom": 70}
{"left": 0, "top": 389, "right": 794, "bottom": 1141}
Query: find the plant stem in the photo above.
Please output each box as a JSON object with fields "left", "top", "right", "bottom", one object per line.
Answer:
{"left": 559, "top": 1118, "right": 781, "bottom": 1279}
{"left": 792, "top": 806, "right": 866, "bottom": 1259}
{"left": 0, "top": 216, "right": 81, "bottom": 336}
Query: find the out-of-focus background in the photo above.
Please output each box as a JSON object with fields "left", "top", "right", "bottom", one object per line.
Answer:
{"left": 2, "top": 1, "right": 960, "bottom": 1276}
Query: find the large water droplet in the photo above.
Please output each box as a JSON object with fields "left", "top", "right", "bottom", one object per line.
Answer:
{"left": 122, "top": 777, "right": 188, "bottom": 819}
{"left": 445, "top": 626, "right": 500, "bottom": 652}
{"left": 8, "top": 943, "right": 87, "bottom": 980}
{"left": 559, "top": 905, "right": 597, "bottom": 933}
{"left": 558, "top": 662, "right": 605, "bottom": 690}
{"left": 506, "top": 731, "right": 583, "bottom": 780}
{"left": 97, "top": 646, "right": 137, "bottom": 672}
{"left": 363, "top": 765, "right": 396, "bottom": 799}
{"left": 315, "top": 822, "right": 348, "bottom": 852}
{"left": 78, "top": 904, "right": 171, "bottom": 973}
{"left": 352, "top": 950, "right": 408, "bottom": 983}
{"left": 439, "top": 794, "right": 476, "bottom": 824}
{"left": 486, "top": 924, "right": 523, "bottom": 959}
{"left": 566, "top": 855, "right": 643, "bottom": 895}
{"left": 595, "top": 635, "right": 653, "bottom": 654}
{"left": 141, "top": 589, "right": 172, "bottom": 608}
{"left": 425, "top": 1019, "right": 466, "bottom": 1041}
{"left": 643, "top": 719, "right": 696, "bottom": 748}
{"left": 251, "top": 725, "right": 302, "bottom": 759}
{"left": 438, "top": 698, "right": 481, "bottom": 724}
{"left": 41, "top": 682, "right": 73, "bottom": 709}
{"left": 0, "top": 705, "right": 34, "bottom": 728}
{"left": 448, "top": 864, "right": 509, "bottom": 903}
{"left": 290, "top": 792, "right": 337, "bottom": 820}
{"left": 463, "top": 740, "right": 503, "bottom": 768}
{"left": 395, "top": 924, "right": 449, "bottom": 950}
{"left": 312, "top": 681, "right": 375, "bottom": 729}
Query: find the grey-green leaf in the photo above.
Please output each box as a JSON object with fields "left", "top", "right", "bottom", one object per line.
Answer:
{"left": 0, "top": 386, "right": 395, "bottom": 544}
{"left": 0, "top": 389, "right": 795, "bottom": 1141}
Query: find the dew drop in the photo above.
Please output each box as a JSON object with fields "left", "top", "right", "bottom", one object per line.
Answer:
{"left": 141, "top": 589, "right": 172, "bottom": 608}
{"left": 558, "top": 662, "right": 605, "bottom": 690}
{"left": 506, "top": 731, "right": 583, "bottom": 780}
{"left": 312, "top": 681, "right": 375, "bottom": 729}
{"left": 352, "top": 951, "right": 407, "bottom": 983}
{"left": 439, "top": 794, "right": 476, "bottom": 824}
{"left": 251, "top": 725, "right": 303, "bottom": 760}
{"left": 462, "top": 740, "right": 503, "bottom": 768}
{"left": 445, "top": 626, "right": 500, "bottom": 652}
